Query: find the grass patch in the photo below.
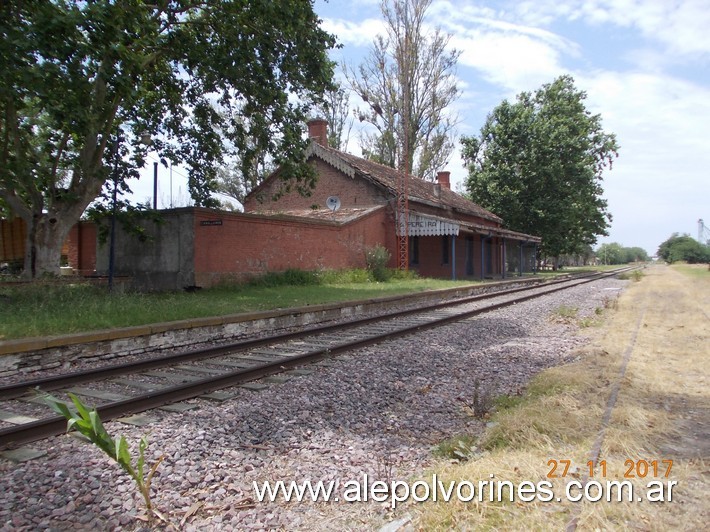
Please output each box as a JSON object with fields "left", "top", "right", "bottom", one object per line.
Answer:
{"left": 433, "top": 434, "right": 479, "bottom": 461}
{"left": 0, "top": 270, "right": 474, "bottom": 340}
{"left": 671, "top": 262, "right": 710, "bottom": 280}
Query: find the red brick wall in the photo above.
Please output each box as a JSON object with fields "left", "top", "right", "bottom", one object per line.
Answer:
{"left": 65, "top": 221, "right": 97, "bottom": 274}
{"left": 193, "top": 207, "right": 389, "bottom": 286}
{"left": 0, "top": 218, "right": 26, "bottom": 262}
{"left": 245, "top": 159, "right": 388, "bottom": 213}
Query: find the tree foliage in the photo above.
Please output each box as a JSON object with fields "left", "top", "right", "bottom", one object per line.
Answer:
{"left": 596, "top": 242, "right": 650, "bottom": 265}
{"left": 463, "top": 75, "right": 619, "bottom": 263}
{"left": 657, "top": 233, "right": 710, "bottom": 263}
{"left": 0, "top": 0, "right": 336, "bottom": 277}
{"left": 346, "top": 0, "right": 460, "bottom": 180}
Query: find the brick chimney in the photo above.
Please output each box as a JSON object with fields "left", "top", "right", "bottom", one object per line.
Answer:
{"left": 307, "top": 118, "right": 329, "bottom": 147}
{"left": 437, "top": 171, "right": 451, "bottom": 190}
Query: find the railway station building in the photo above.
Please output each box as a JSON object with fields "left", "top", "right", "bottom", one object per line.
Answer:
{"left": 240, "top": 119, "right": 540, "bottom": 282}
{"left": 10, "top": 119, "right": 539, "bottom": 291}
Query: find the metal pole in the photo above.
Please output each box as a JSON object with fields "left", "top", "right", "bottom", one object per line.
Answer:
{"left": 108, "top": 135, "right": 122, "bottom": 292}
{"left": 108, "top": 171, "right": 118, "bottom": 292}
{"left": 451, "top": 236, "right": 456, "bottom": 280}
{"left": 153, "top": 162, "right": 158, "bottom": 210}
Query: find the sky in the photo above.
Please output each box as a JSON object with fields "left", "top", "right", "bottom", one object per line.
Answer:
{"left": 134, "top": 0, "right": 710, "bottom": 256}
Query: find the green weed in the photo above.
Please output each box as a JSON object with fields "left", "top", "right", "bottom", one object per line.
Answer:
{"left": 42, "top": 393, "right": 164, "bottom": 520}
{"left": 433, "top": 434, "right": 479, "bottom": 461}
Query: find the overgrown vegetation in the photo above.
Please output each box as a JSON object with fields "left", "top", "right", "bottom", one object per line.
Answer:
{"left": 550, "top": 305, "right": 578, "bottom": 323}
{"left": 672, "top": 263, "right": 710, "bottom": 279}
{"left": 433, "top": 434, "right": 479, "bottom": 461}
{"left": 457, "top": 379, "right": 494, "bottom": 420}
{"left": 0, "top": 270, "right": 471, "bottom": 340}
{"left": 42, "top": 393, "right": 164, "bottom": 520}
{"left": 365, "top": 245, "right": 393, "bottom": 282}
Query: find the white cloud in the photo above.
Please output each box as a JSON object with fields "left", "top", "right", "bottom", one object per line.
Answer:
{"left": 451, "top": 31, "right": 568, "bottom": 91}
{"left": 578, "top": 70, "right": 710, "bottom": 251}
{"left": 321, "top": 17, "right": 385, "bottom": 49}
{"left": 419, "top": 3, "right": 577, "bottom": 93}
{"left": 512, "top": 0, "right": 710, "bottom": 58}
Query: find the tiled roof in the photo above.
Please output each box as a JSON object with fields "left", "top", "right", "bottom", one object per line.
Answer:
{"left": 306, "top": 143, "right": 503, "bottom": 224}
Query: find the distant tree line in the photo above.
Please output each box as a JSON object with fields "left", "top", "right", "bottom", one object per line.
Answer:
{"left": 657, "top": 234, "right": 710, "bottom": 264}
{"left": 595, "top": 243, "right": 650, "bottom": 265}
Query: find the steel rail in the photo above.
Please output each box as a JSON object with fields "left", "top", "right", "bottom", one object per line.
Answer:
{"left": 0, "top": 267, "right": 634, "bottom": 448}
{"left": 0, "top": 269, "right": 628, "bottom": 400}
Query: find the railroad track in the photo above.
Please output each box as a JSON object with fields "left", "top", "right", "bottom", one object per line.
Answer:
{"left": 0, "top": 267, "right": 634, "bottom": 448}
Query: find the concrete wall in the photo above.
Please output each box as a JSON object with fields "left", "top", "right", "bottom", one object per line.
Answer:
{"left": 96, "top": 209, "right": 196, "bottom": 291}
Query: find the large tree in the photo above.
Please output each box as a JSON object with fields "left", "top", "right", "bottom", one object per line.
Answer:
{"left": 346, "top": 0, "right": 460, "bottom": 180}
{"left": 657, "top": 233, "right": 710, "bottom": 264}
{"left": 462, "top": 75, "right": 619, "bottom": 265}
{"left": 0, "top": 1, "right": 336, "bottom": 278}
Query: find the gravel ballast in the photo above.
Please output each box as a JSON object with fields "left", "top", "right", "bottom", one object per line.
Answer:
{"left": 0, "top": 277, "right": 627, "bottom": 530}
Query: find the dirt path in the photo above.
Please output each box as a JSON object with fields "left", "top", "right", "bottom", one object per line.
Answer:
{"left": 416, "top": 263, "right": 709, "bottom": 530}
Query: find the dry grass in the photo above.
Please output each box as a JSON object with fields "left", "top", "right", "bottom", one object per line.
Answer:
{"left": 415, "top": 264, "right": 709, "bottom": 530}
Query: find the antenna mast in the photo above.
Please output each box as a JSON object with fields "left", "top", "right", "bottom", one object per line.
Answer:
{"left": 396, "top": 3, "right": 411, "bottom": 271}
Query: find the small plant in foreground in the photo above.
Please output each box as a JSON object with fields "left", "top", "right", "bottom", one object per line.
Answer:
{"left": 550, "top": 305, "right": 578, "bottom": 324}
{"left": 42, "top": 392, "right": 164, "bottom": 518}
{"left": 617, "top": 269, "right": 643, "bottom": 282}
{"left": 458, "top": 379, "right": 494, "bottom": 419}
{"left": 578, "top": 316, "right": 598, "bottom": 328}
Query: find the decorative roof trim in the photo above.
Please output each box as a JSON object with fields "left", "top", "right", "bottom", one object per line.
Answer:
{"left": 305, "top": 142, "right": 356, "bottom": 179}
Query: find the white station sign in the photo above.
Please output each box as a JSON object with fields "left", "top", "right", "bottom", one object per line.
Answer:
{"left": 398, "top": 213, "right": 460, "bottom": 236}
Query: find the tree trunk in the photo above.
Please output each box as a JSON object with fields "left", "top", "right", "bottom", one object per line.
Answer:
{"left": 23, "top": 212, "right": 73, "bottom": 278}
